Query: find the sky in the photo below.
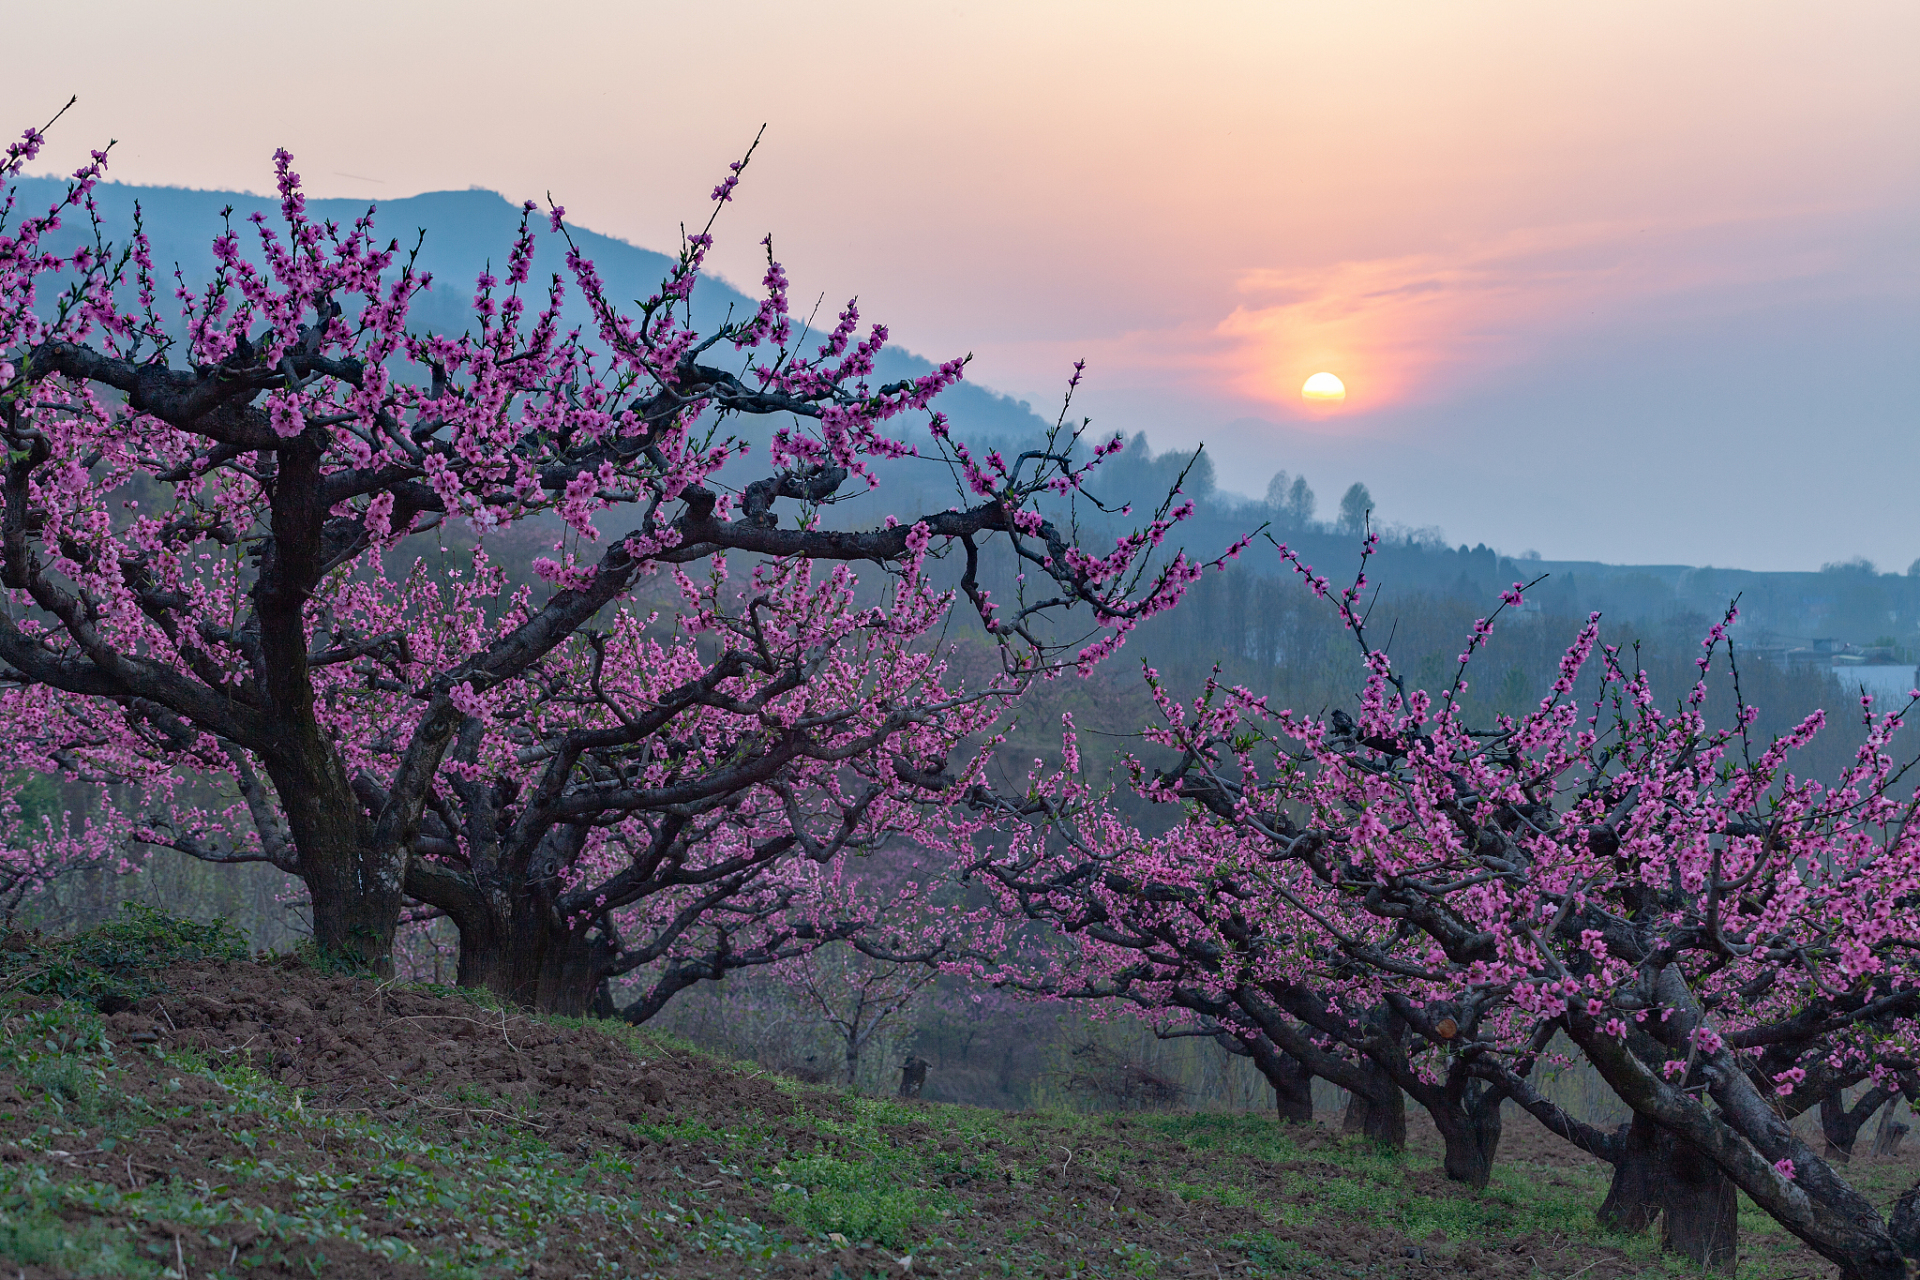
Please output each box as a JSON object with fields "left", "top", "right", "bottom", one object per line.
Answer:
{"left": 12, "top": 0, "right": 1918, "bottom": 569}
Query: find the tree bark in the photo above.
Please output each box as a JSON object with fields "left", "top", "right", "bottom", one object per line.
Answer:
{"left": 1332, "top": 1006, "right": 1408, "bottom": 1150}
{"left": 451, "top": 906, "right": 608, "bottom": 1017}
{"left": 1589, "top": 1113, "right": 1743, "bottom": 1274}
{"left": 1596, "top": 1111, "right": 1662, "bottom": 1235}
{"left": 1428, "top": 1079, "right": 1504, "bottom": 1190}
{"left": 1267, "top": 1049, "right": 1315, "bottom": 1124}
{"left": 1342, "top": 1062, "right": 1407, "bottom": 1148}
{"left": 1596, "top": 1113, "right": 1736, "bottom": 1271}
{"left": 270, "top": 752, "right": 397, "bottom": 974}
{"left": 304, "top": 858, "right": 403, "bottom": 976}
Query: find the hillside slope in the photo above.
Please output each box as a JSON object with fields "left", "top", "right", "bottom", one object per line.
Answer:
{"left": 9, "top": 914, "right": 1914, "bottom": 1279}
{"left": 0, "top": 912, "right": 1669, "bottom": 1280}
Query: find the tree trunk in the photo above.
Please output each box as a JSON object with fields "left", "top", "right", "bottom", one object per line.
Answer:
{"left": 451, "top": 899, "right": 608, "bottom": 1016}
{"left": 1597, "top": 1113, "right": 1736, "bottom": 1272}
{"left": 1821, "top": 1086, "right": 1897, "bottom": 1164}
{"left": 1240, "top": 1035, "right": 1315, "bottom": 1124}
{"left": 1823, "top": 1092, "right": 1854, "bottom": 1163}
{"left": 1429, "top": 1082, "right": 1504, "bottom": 1190}
{"left": 1342, "top": 1066, "right": 1407, "bottom": 1149}
{"left": 1890, "top": 1181, "right": 1920, "bottom": 1261}
{"left": 1338, "top": 1010, "right": 1408, "bottom": 1149}
{"left": 1268, "top": 1049, "right": 1315, "bottom": 1124}
{"left": 303, "top": 855, "right": 403, "bottom": 974}
{"left": 1872, "top": 1104, "right": 1910, "bottom": 1158}
{"left": 1596, "top": 1112, "right": 1659, "bottom": 1235}
{"left": 268, "top": 747, "right": 401, "bottom": 975}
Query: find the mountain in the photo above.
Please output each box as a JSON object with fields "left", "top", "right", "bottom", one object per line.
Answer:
{"left": 8, "top": 177, "right": 1053, "bottom": 443}
{"left": 14, "top": 176, "right": 1916, "bottom": 655}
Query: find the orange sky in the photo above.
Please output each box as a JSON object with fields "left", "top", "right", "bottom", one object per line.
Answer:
{"left": 12, "top": 0, "right": 1919, "bottom": 565}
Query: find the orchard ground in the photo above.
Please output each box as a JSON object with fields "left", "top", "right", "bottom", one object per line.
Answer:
{"left": 0, "top": 912, "right": 1909, "bottom": 1279}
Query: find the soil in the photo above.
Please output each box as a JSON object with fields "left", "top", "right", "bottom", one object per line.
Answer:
{"left": 0, "top": 955, "right": 1859, "bottom": 1278}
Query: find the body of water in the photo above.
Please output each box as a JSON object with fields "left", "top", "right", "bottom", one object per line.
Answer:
{"left": 1833, "top": 664, "right": 1919, "bottom": 704}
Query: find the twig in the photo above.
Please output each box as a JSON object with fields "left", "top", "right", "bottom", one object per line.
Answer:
{"left": 383, "top": 1011, "right": 523, "bottom": 1053}
{"left": 418, "top": 1101, "right": 549, "bottom": 1131}
{"left": 0, "top": 963, "right": 46, "bottom": 993}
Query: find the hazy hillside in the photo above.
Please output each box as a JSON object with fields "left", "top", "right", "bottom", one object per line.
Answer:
{"left": 10, "top": 177, "right": 1056, "bottom": 444}
{"left": 16, "top": 176, "right": 1917, "bottom": 660}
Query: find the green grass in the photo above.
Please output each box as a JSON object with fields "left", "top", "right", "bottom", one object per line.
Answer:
{"left": 771, "top": 1151, "right": 958, "bottom": 1248}
{"left": 1, "top": 902, "right": 249, "bottom": 1011}
{"left": 1226, "top": 1229, "right": 1328, "bottom": 1275}
{"left": 0, "top": 913, "right": 1883, "bottom": 1278}
{"left": 1, "top": 1027, "right": 667, "bottom": 1277}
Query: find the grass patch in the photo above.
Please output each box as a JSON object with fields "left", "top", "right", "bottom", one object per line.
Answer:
{"left": 1227, "top": 1229, "right": 1326, "bottom": 1275}
{"left": 771, "top": 1151, "right": 958, "bottom": 1248}
{"left": 1, "top": 903, "right": 247, "bottom": 1012}
{"left": 2, "top": 915, "right": 1848, "bottom": 1279}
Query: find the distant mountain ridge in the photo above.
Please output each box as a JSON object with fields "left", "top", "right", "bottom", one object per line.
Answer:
{"left": 13, "top": 177, "right": 1914, "bottom": 652}
{"left": 9, "top": 177, "right": 1056, "bottom": 443}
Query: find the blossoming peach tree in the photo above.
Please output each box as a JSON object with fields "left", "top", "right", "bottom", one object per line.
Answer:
{"left": 962, "top": 532, "right": 1920, "bottom": 1278}
{"left": 0, "top": 682, "right": 158, "bottom": 928}
{"left": 0, "top": 113, "right": 1216, "bottom": 987}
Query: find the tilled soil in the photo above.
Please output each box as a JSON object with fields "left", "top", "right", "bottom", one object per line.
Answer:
{"left": 4, "top": 957, "right": 1672, "bottom": 1277}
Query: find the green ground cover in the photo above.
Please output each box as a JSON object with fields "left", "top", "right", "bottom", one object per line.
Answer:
{"left": 0, "top": 910, "right": 1887, "bottom": 1279}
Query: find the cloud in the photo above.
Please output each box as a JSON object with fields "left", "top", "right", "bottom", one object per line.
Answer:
{"left": 1207, "top": 205, "right": 1886, "bottom": 419}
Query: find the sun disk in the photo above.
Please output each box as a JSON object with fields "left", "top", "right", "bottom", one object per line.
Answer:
{"left": 1302, "top": 372, "right": 1346, "bottom": 403}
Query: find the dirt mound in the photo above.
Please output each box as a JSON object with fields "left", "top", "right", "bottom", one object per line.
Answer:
{"left": 115, "top": 956, "right": 803, "bottom": 1160}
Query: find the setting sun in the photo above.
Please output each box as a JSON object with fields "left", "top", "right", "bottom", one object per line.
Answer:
{"left": 1302, "top": 372, "right": 1347, "bottom": 403}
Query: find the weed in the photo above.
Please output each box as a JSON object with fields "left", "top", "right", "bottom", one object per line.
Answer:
{"left": 1, "top": 903, "right": 246, "bottom": 1012}
{"left": 1229, "top": 1229, "right": 1322, "bottom": 1274}
{"left": 771, "top": 1151, "right": 957, "bottom": 1248}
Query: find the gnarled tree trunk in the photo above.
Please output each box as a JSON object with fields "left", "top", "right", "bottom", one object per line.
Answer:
{"left": 1342, "top": 1059, "right": 1408, "bottom": 1148}
{"left": 454, "top": 912, "right": 608, "bottom": 1017}
{"left": 1597, "top": 1113, "right": 1736, "bottom": 1272}
{"left": 406, "top": 842, "right": 611, "bottom": 1016}
{"left": 1821, "top": 1086, "right": 1896, "bottom": 1164}
{"left": 1267, "top": 1049, "right": 1316, "bottom": 1124}
{"left": 1427, "top": 1079, "right": 1505, "bottom": 1190}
